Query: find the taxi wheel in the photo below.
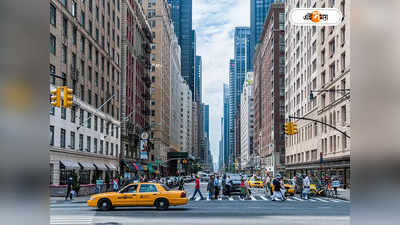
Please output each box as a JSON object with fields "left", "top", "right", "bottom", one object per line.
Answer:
{"left": 155, "top": 198, "right": 169, "bottom": 210}
{"left": 98, "top": 199, "right": 112, "bottom": 211}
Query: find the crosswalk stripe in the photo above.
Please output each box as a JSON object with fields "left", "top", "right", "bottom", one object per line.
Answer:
{"left": 292, "top": 196, "right": 304, "bottom": 201}
{"left": 314, "top": 197, "right": 329, "bottom": 202}
{"left": 308, "top": 198, "right": 317, "bottom": 202}
{"left": 286, "top": 198, "right": 295, "bottom": 201}
{"left": 259, "top": 195, "right": 268, "bottom": 201}
{"left": 250, "top": 196, "right": 257, "bottom": 201}
{"left": 229, "top": 197, "right": 234, "bottom": 201}
{"left": 195, "top": 196, "right": 201, "bottom": 201}
{"left": 327, "top": 198, "right": 341, "bottom": 203}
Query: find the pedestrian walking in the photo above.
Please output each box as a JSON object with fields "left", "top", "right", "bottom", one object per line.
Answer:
{"left": 296, "top": 174, "right": 304, "bottom": 198}
{"left": 112, "top": 177, "right": 119, "bottom": 191}
{"left": 214, "top": 176, "right": 221, "bottom": 199}
{"left": 265, "top": 174, "right": 272, "bottom": 196}
{"left": 207, "top": 175, "right": 215, "bottom": 200}
{"left": 303, "top": 174, "right": 311, "bottom": 200}
{"left": 225, "top": 176, "right": 232, "bottom": 197}
{"left": 271, "top": 175, "right": 284, "bottom": 201}
{"left": 178, "top": 176, "right": 185, "bottom": 190}
{"left": 65, "top": 176, "right": 73, "bottom": 200}
{"left": 190, "top": 176, "right": 205, "bottom": 200}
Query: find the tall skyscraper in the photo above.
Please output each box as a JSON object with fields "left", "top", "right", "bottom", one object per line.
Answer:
{"left": 195, "top": 55, "right": 202, "bottom": 103}
{"left": 250, "top": 0, "right": 284, "bottom": 71}
{"left": 228, "top": 27, "right": 250, "bottom": 171}
{"left": 203, "top": 104, "right": 209, "bottom": 138}
{"left": 223, "top": 83, "right": 230, "bottom": 170}
{"left": 168, "top": 0, "right": 195, "bottom": 100}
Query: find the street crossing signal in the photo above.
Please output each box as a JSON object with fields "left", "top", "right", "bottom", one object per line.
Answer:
{"left": 63, "top": 87, "right": 74, "bottom": 108}
{"left": 50, "top": 87, "right": 61, "bottom": 107}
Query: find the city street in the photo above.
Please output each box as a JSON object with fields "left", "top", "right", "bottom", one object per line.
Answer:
{"left": 50, "top": 182, "right": 350, "bottom": 225}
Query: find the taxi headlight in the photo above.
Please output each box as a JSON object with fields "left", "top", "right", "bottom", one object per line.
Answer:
{"left": 89, "top": 196, "right": 97, "bottom": 201}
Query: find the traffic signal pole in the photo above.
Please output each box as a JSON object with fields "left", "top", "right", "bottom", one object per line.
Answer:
{"left": 288, "top": 116, "right": 350, "bottom": 138}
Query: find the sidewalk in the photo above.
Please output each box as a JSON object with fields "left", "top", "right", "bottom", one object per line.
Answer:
{"left": 50, "top": 196, "right": 90, "bottom": 204}
{"left": 336, "top": 188, "right": 350, "bottom": 201}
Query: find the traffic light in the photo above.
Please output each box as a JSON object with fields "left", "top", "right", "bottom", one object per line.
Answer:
{"left": 284, "top": 122, "right": 292, "bottom": 135}
{"left": 292, "top": 122, "right": 298, "bottom": 134}
{"left": 50, "top": 87, "right": 61, "bottom": 107}
{"left": 63, "top": 87, "right": 74, "bottom": 108}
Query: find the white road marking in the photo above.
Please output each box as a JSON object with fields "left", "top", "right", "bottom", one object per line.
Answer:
{"left": 229, "top": 197, "right": 234, "bottom": 201}
{"left": 250, "top": 196, "right": 257, "bottom": 201}
{"left": 314, "top": 197, "right": 329, "bottom": 202}
{"left": 308, "top": 198, "right": 317, "bottom": 202}
{"left": 195, "top": 196, "right": 201, "bottom": 201}
{"left": 50, "top": 216, "right": 93, "bottom": 225}
{"left": 259, "top": 195, "right": 268, "bottom": 201}
{"left": 292, "top": 196, "right": 304, "bottom": 201}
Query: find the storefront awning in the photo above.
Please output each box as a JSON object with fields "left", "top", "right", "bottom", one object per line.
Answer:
{"left": 60, "top": 160, "right": 80, "bottom": 170}
{"left": 93, "top": 163, "right": 108, "bottom": 170}
{"left": 78, "top": 161, "right": 96, "bottom": 170}
{"left": 107, "top": 163, "right": 118, "bottom": 171}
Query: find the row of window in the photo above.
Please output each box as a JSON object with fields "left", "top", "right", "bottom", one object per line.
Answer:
{"left": 50, "top": 105, "right": 119, "bottom": 137}
{"left": 49, "top": 126, "right": 119, "bottom": 157}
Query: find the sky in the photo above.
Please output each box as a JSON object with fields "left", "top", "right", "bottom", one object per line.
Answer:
{"left": 193, "top": 0, "right": 250, "bottom": 170}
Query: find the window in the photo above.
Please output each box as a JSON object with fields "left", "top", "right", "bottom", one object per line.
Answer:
{"left": 100, "top": 119, "right": 104, "bottom": 133}
{"left": 80, "top": 84, "right": 84, "bottom": 100}
{"left": 50, "top": 4, "right": 56, "bottom": 26}
{"left": 341, "top": 105, "right": 347, "bottom": 126}
{"left": 321, "top": 94, "right": 326, "bottom": 108}
{"left": 116, "top": 127, "right": 119, "bottom": 138}
{"left": 72, "top": 1, "right": 77, "bottom": 17}
{"left": 312, "top": 59, "right": 316, "bottom": 73}
{"left": 329, "top": 62, "right": 336, "bottom": 81}
{"left": 70, "top": 132, "right": 75, "bottom": 149}
{"left": 341, "top": 52, "right": 346, "bottom": 72}
{"left": 88, "top": 89, "right": 92, "bottom": 105}
{"left": 81, "top": 36, "right": 85, "bottom": 53}
{"left": 87, "top": 112, "right": 91, "bottom": 128}
{"left": 312, "top": 41, "right": 316, "bottom": 54}
{"left": 81, "top": 10, "right": 85, "bottom": 27}
{"left": 63, "top": 17, "right": 68, "bottom": 37}
{"left": 61, "top": 104, "right": 66, "bottom": 119}
{"left": 94, "top": 116, "right": 98, "bottom": 131}
{"left": 79, "top": 134, "right": 84, "bottom": 150}
{"left": 50, "top": 34, "right": 56, "bottom": 55}
{"left": 60, "top": 128, "right": 66, "bottom": 148}
{"left": 95, "top": 28, "right": 99, "bottom": 41}
{"left": 139, "top": 184, "right": 157, "bottom": 192}
{"left": 105, "top": 141, "right": 109, "bottom": 155}
{"left": 95, "top": 94, "right": 98, "bottom": 108}
{"left": 62, "top": 45, "right": 67, "bottom": 64}
{"left": 50, "top": 126, "right": 54, "bottom": 146}
{"left": 79, "top": 109, "right": 84, "bottom": 125}
{"left": 62, "top": 0, "right": 67, "bottom": 7}
{"left": 321, "top": 27, "right": 325, "bottom": 44}
{"left": 95, "top": 72, "right": 99, "bottom": 86}
{"left": 94, "top": 138, "right": 98, "bottom": 153}
{"left": 121, "top": 185, "right": 138, "bottom": 193}
{"left": 321, "top": 49, "right": 325, "bottom": 65}
{"left": 100, "top": 140, "right": 104, "bottom": 154}
{"left": 89, "top": 0, "right": 92, "bottom": 11}
{"left": 329, "top": 38, "right": 335, "bottom": 56}
{"left": 102, "top": 14, "right": 105, "bottom": 28}
{"left": 321, "top": 71, "right": 326, "bottom": 87}
{"left": 110, "top": 143, "right": 114, "bottom": 156}
{"left": 72, "top": 26, "right": 77, "bottom": 45}
{"left": 96, "top": 6, "right": 99, "bottom": 20}
{"left": 87, "top": 136, "right": 91, "bottom": 152}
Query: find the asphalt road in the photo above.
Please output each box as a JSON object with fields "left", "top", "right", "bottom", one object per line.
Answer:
{"left": 50, "top": 182, "right": 350, "bottom": 225}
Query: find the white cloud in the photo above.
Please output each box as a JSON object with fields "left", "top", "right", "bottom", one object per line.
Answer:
{"left": 193, "top": 0, "right": 250, "bottom": 169}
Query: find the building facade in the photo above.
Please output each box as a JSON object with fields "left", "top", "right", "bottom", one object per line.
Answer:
{"left": 49, "top": 0, "right": 123, "bottom": 195}
{"left": 240, "top": 72, "right": 254, "bottom": 171}
{"left": 179, "top": 77, "right": 193, "bottom": 154}
{"left": 191, "top": 102, "right": 201, "bottom": 160}
{"left": 169, "top": 25, "right": 182, "bottom": 153}
{"left": 141, "top": 0, "right": 173, "bottom": 164}
{"left": 254, "top": 3, "right": 285, "bottom": 176}
{"left": 195, "top": 55, "right": 202, "bottom": 103}
{"left": 168, "top": 0, "right": 195, "bottom": 98}
{"left": 120, "top": 0, "right": 153, "bottom": 178}
{"left": 284, "top": 0, "right": 351, "bottom": 187}
{"left": 222, "top": 83, "right": 230, "bottom": 171}
{"left": 228, "top": 27, "right": 251, "bottom": 172}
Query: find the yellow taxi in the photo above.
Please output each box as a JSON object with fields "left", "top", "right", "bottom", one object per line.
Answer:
{"left": 247, "top": 177, "right": 264, "bottom": 188}
{"left": 87, "top": 182, "right": 188, "bottom": 211}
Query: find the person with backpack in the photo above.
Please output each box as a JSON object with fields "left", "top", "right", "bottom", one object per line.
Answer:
{"left": 271, "top": 175, "right": 284, "bottom": 201}
{"left": 225, "top": 176, "right": 232, "bottom": 197}
{"left": 178, "top": 176, "right": 185, "bottom": 190}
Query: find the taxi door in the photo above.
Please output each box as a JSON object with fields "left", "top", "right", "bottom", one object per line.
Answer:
{"left": 114, "top": 184, "right": 138, "bottom": 206}
{"left": 137, "top": 184, "right": 160, "bottom": 206}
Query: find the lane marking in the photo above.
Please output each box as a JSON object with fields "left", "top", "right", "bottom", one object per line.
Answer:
{"left": 308, "top": 198, "right": 317, "bottom": 202}
{"left": 229, "top": 197, "right": 234, "bottom": 201}
{"left": 195, "top": 196, "right": 201, "bottom": 201}
{"left": 250, "top": 196, "right": 257, "bottom": 201}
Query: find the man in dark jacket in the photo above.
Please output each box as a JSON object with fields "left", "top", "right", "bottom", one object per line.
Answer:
{"left": 65, "top": 176, "right": 73, "bottom": 200}
{"left": 272, "top": 175, "right": 282, "bottom": 201}
{"left": 207, "top": 175, "right": 215, "bottom": 200}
